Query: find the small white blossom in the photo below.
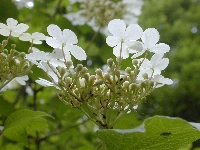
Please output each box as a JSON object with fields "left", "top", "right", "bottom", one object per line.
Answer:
{"left": 137, "top": 53, "right": 169, "bottom": 80}
{"left": 106, "top": 19, "right": 143, "bottom": 59}
{"left": 152, "top": 75, "right": 173, "bottom": 88}
{"left": 141, "top": 28, "right": 170, "bottom": 54}
{"left": 46, "top": 24, "right": 87, "bottom": 60}
{"left": 0, "top": 18, "right": 29, "bottom": 37}
{"left": 19, "top": 32, "right": 46, "bottom": 44}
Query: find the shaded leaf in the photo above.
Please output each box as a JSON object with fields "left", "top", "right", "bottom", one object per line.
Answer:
{"left": 96, "top": 116, "right": 200, "bottom": 150}
{"left": 3, "top": 109, "right": 52, "bottom": 146}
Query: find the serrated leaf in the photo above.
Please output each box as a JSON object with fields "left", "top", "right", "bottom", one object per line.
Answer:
{"left": 3, "top": 109, "right": 52, "bottom": 146}
{"left": 96, "top": 116, "right": 200, "bottom": 150}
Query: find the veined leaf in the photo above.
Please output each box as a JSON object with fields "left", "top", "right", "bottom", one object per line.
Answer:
{"left": 96, "top": 115, "right": 200, "bottom": 150}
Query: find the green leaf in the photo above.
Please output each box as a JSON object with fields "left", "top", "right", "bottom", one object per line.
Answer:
{"left": 96, "top": 116, "right": 200, "bottom": 150}
{"left": 3, "top": 109, "right": 52, "bottom": 146}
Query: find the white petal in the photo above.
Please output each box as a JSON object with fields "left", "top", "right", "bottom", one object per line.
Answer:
{"left": 142, "top": 28, "right": 160, "bottom": 48}
{"left": 26, "top": 51, "right": 49, "bottom": 61}
{"left": 62, "top": 29, "right": 78, "bottom": 44}
{"left": 48, "top": 48, "right": 64, "bottom": 59}
{"left": 32, "top": 32, "right": 46, "bottom": 41}
{"left": 108, "top": 19, "right": 126, "bottom": 37}
{"left": 19, "top": 33, "right": 31, "bottom": 41}
{"left": 35, "top": 78, "right": 54, "bottom": 87}
{"left": 7, "top": 18, "right": 18, "bottom": 27}
{"left": 128, "top": 41, "right": 143, "bottom": 52}
{"left": 12, "top": 23, "right": 29, "bottom": 37}
{"left": 15, "top": 75, "right": 28, "bottom": 85}
{"left": 47, "top": 24, "right": 63, "bottom": 41}
{"left": 106, "top": 36, "right": 121, "bottom": 47}
{"left": 0, "top": 28, "right": 10, "bottom": 36}
{"left": 65, "top": 45, "right": 86, "bottom": 60}
{"left": 0, "top": 23, "right": 8, "bottom": 29}
{"left": 150, "top": 43, "right": 170, "bottom": 53}
{"left": 124, "top": 24, "right": 143, "bottom": 41}
{"left": 46, "top": 37, "right": 62, "bottom": 49}
{"left": 121, "top": 43, "right": 129, "bottom": 59}
{"left": 113, "top": 44, "right": 121, "bottom": 58}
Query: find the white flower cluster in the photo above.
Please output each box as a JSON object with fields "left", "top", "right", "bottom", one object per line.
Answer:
{"left": 107, "top": 19, "right": 172, "bottom": 88}
{"left": 0, "top": 18, "right": 172, "bottom": 128}
{"left": 65, "top": 0, "right": 143, "bottom": 35}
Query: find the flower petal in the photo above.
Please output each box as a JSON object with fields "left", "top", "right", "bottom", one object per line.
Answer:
{"left": 150, "top": 43, "right": 170, "bottom": 53}
{"left": 46, "top": 37, "right": 62, "bottom": 49}
{"left": 106, "top": 36, "right": 121, "bottom": 47}
{"left": 108, "top": 19, "right": 126, "bottom": 37}
{"left": 19, "top": 33, "right": 31, "bottom": 41}
{"left": 65, "top": 45, "right": 86, "bottom": 60}
{"left": 47, "top": 24, "right": 63, "bottom": 41}
{"left": 12, "top": 23, "right": 29, "bottom": 37}
{"left": 124, "top": 24, "right": 143, "bottom": 41}
{"left": 142, "top": 28, "right": 160, "bottom": 48}
{"left": 35, "top": 78, "right": 54, "bottom": 87}
{"left": 6, "top": 18, "right": 18, "bottom": 28}
{"left": 62, "top": 29, "right": 78, "bottom": 44}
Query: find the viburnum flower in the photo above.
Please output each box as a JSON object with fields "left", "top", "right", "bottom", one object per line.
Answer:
{"left": 141, "top": 28, "right": 170, "bottom": 54}
{"left": 152, "top": 74, "right": 173, "bottom": 88}
{"left": 46, "top": 24, "right": 86, "bottom": 60}
{"left": 19, "top": 32, "right": 46, "bottom": 44}
{"left": 0, "top": 18, "right": 29, "bottom": 37}
{"left": 106, "top": 19, "right": 143, "bottom": 59}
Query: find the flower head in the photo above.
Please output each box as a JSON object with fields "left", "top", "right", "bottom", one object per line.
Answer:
{"left": 106, "top": 19, "right": 143, "bottom": 59}
{"left": 0, "top": 18, "right": 29, "bottom": 37}
{"left": 152, "top": 75, "right": 173, "bottom": 88}
{"left": 46, "top": 24, "right": 86, "bottom": 61}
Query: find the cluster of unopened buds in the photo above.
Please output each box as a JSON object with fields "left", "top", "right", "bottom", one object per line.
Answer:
{"left": 0, "top": 18, "right": 172, "bottom": 128}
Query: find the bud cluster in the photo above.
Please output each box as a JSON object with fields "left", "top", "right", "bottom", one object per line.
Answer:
{"left": 0, "top": 42, "right": 32, "bottom": 90}
{"left": 54, "top": 58, "right": 154, "bottom": 129}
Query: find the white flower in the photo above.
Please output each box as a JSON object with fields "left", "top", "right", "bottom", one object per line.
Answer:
{"left": 152, "top": 75, "right": 173, "bottom": 88}
{"left": 141, "top": 28, "right": 170, "bottom": 54}
{"left": 46, "top": 24, "right": 87, "bottom": 60}
{"left": 0, "top": 18, "right": 29, "bottom": 37}
{"left": 137, "top": 53, "right": 169, "bottom": 80}
{"left": 19, "top": 32, "right": 46, "bottom": 44}
{"left": 106, "top": 19, "right": 143, "bottom": 59}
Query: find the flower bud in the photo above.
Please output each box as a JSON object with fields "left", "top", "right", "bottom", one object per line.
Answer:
{"left": 107, "top": 58, "right": 113, "bottom": 67}
{"left": 11, "top": 44, "right": 16, "bottom": 50}
{"left": 83, "top": 73, "right": 90, "bottom": 81}
{"left": 132, "top": 59, "right": 138, "bottom": 66}
{"left": 125, "top": 67, "right": 131, "bottom": 74}
{"left": 76, "top": 64, "right": 83, "bottom": 72}
{"left": 123, "top": 81, "right": 129, "bottom": 87}
{"left": 103, "top": 73, "right": 111, "bottom": 83}
{"left": 96, "top": 69, "right": 103, "bottom": 78}
{"left": 89, "top": 75, "right": 96, "bottom": 84}
{"left": 80, "top": 67, "right": 88, "bottom": 74}
{"left": 142, "top": 73, "right": 148, "bottom": 79}
{"left": 65, "top": 61, "right": 73, "bottom": 68}
{"left": 94, "top": 79, "right": 103, "bottom": 86}
{"left": 65, "top": 77, "right": 72, "bottom": 84}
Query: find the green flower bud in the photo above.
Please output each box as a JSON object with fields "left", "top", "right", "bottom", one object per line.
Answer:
{"left": 3, "top": 49, "right": 8, "bottom": 55}
{"left": 94, "top": 79, "right": 103, "bottom": 86}
{"left": 125, "top": 67, "right": 131, "bottom": 74}
{"left": 65, "top": 61, "right": 73, "bottom": 68}
{"left": 123, "top": 81, "right": 129, "bottom": 87}
{"left": 103, "top": 73, "right": 112, "bottom": 83}
{"left": 83, "top": 73, "right": 90, "bottom": 81}
{"left": 107, "top": 58, "right": 113, "bottom": 67}
{"left": 11, "top": 44, "right": 16, "bottom": 50}
{"left": 142, "top": 73, "right": 148, "bottom": 79}
{"left": 80, "top": 67, "right": 88, "bottom": 74}
{"left": 96, "top": 69, "right": 103, "bottom": 78}
{"left": 132, "top": 59, "right": 138, "bottom": 66}
{"left": 89, "top": 75, "right": 96, "bottom": 84}
{"left": 76, "top": 64, "right": 83, "bottom": 72}
{"left": 65, "top": 77, "right": 72, "bottom": 84}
